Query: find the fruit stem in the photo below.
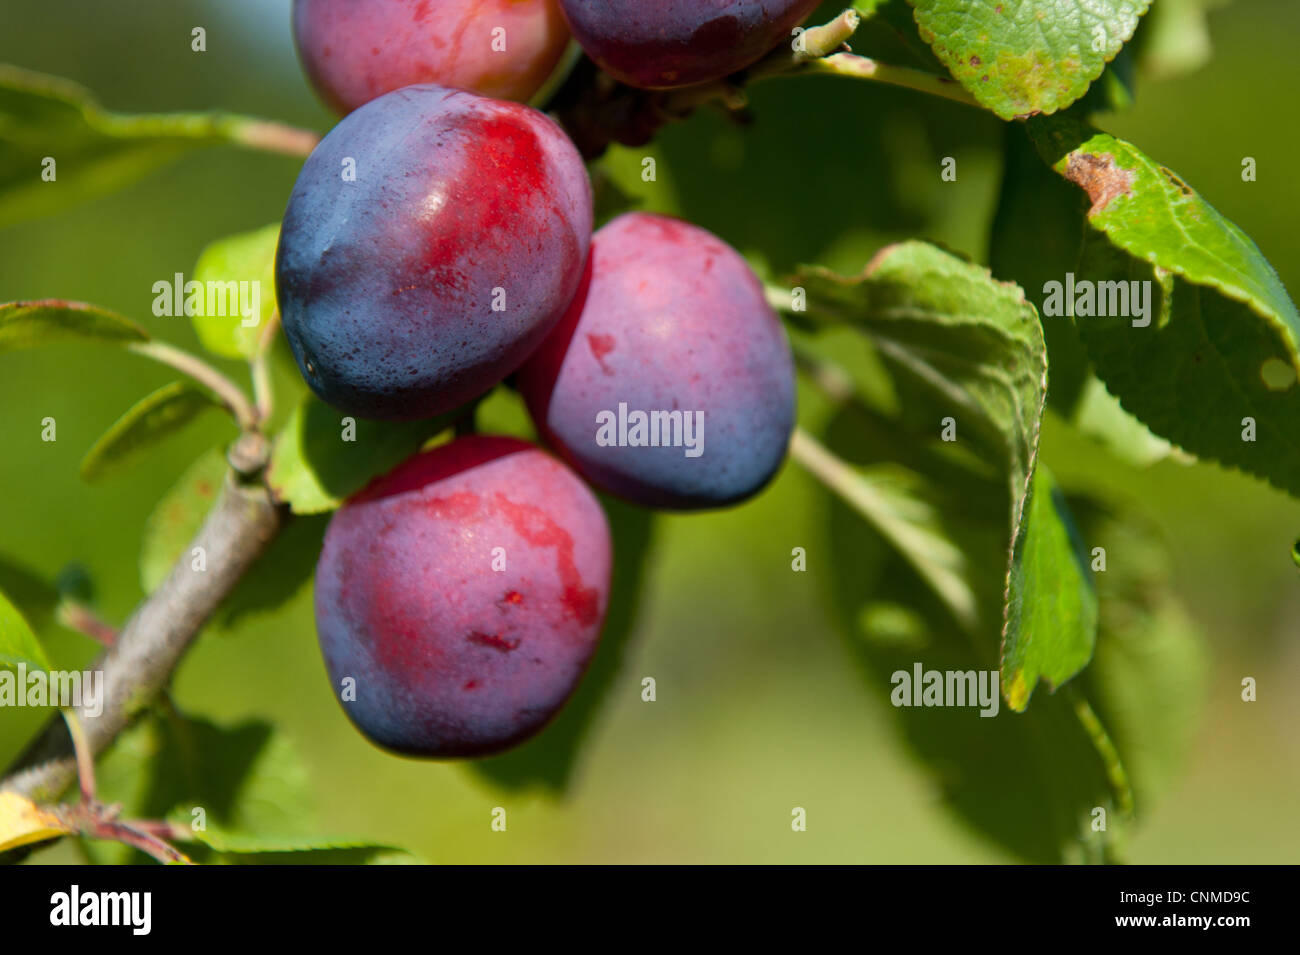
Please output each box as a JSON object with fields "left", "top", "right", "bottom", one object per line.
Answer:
{"left": 251, "top": 309, "right": 282, "bottom": 423}
{"left": 801, "top": 54, "right": 981, "bottom": 108}
{"left": 128, "top": 340, "right": 261, "bottom": 433}
{"left": 220, "top": 117, "right": 320, "bottom": 158}
{"left": 794, "top": 8, "right": 861, "bottom": 61}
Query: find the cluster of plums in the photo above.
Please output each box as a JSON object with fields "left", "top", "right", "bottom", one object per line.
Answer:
{"left": 280, "top": 0, "right": 807, "bottom": 758}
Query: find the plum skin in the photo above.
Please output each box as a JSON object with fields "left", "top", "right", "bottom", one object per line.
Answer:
{"left": 275, "top": 85, "right": 592, "bottom": 421}
{"left": 558, "top": 0, "right": 823, "bottom": 89}
{"left": 516, "top": 212, "right": 796, "bottom": 510}
{"left": 293, "top": 0, "right": 571, "bottom": 113}
{"left": 314, "top": 435, "right": 613, "bottom": 758}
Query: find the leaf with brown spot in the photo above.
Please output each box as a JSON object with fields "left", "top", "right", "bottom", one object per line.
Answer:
{"left": 1064, "top": 152, "right": 1136, "bottom": 216}
{"left": 1029, "top": 113, "right": 1300, "bottom": 498}
{"left": 909, "top": 0, "right": 1152, "bottom": 119}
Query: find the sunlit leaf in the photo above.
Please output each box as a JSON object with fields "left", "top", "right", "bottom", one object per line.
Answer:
{"left": 0, "top": 586, "right": 50, "bottom": 674}
{"left": 189, "top": 224, "right": 280, "bottom": 359}
{"left": 1030, "top": 114, "right": 1300, "bottom": 497}
{"left": 268, "top": 395, "right": 462, "bottom": 515}
{"left": 0, "top": 65, "right": 317, "bottom": 228}
{"left": 909, "top": 0, "right": 1151, "bottom": 119}
{"left": 0, "top": 299, "right": 148, "bottom": 351}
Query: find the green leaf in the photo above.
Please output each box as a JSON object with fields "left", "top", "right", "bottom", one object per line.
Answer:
{"left": 182, "top": 826, "right": 415, "bottom": 864}
{"left": 0, "top": 555, "right": 61, "bottom": 634}
{"left": 1075, "top": 42, "right": 1138, "bottom": 114}
{"left": 139, "top": 449, "right": 227, "bottom": 594}
{"left": 1002, "top": 464, "right": 1098, "bottom": 711}
{"left": 0, "top": 586, "right": 49, "bottom": 674}
{"left": 821, "top": 453, "right": 1193, "bottom": 860}
{"left": 820, "top": 452, "right": 1102, "bottom": 862}
{"left": 1071, "top": 497, "right": 1206, "bottom": 812}
{"left": 989, "top": 125, "right": 1175, "bottom": 467}
{"left": 0, "top": 65, "right": 316, "bottom": 229}
{"left": 796, "top": 242, "right": 1098, "bottom": 702}
{"left": 909, "top": 0, "right": 1152, "bottom": 119}
{"left": 0, "top": 299, "right": 148, "bottom": 351}
{"left": 268, "top": 395, "right": 462, "bottom": 515}
{"left": 1069, "top": 375, "right": 1175, "bottom": 468}
{"left": 798, "top": 242, "right": 1046, "bottom": 491}
{"left": 86, "top": 711, "right": 420, "bottom": 864}
{"left": 139, "top": 448, "right": 325, "bottom": 621}
{"left": 1029, "top": 114, "right": 1300, "bottom": 497}
{"left": 189, "top": 224, "right": 280, "bottom": 359}
{"left": 85, "top": 712, "right": 320, "bottom": 865}
{"left": 989, "top": 123, "right": 1091, "bottom": 415}
{"left": 80, "top": 381, "right": 223, "bottom": 482}
{"left": 791, "top": 431, "right": 979, "bottom": 632}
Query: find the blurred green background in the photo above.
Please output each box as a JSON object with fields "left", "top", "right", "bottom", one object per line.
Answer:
{"left": 2, "top": 0, "right": 1297, "bottom": 863}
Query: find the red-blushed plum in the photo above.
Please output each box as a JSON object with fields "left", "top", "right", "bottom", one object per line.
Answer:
{"left": 516, "top": 212, "right": 796, "bottom": 510}
{"left": 293, "top": 0, "right": 571, "bottom": 113}
{"left": 558, "top": 0, "right": 822, "bottom": 89}
{"left": 314, "top": 435, "right": 613, "bottom": 758}
{"left": 275, "top": 85, "right": 592, "bottom": 421}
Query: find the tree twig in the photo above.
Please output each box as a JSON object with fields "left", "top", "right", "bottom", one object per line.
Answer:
{"left": 251, "top": 309, "right": 282, "bottom": 423}
{"left": 128, "top": 340, "right": 261, "bottom": 432}
{"left": 220, "top": 118, "right": 320, "bottom": 159}
{"left": 55, "top": 600, "right": 119, "bottom": 647}
{"left": 1, "top": 472, "right": 286, "bottom": 804}
{"left": 800, "top": 54, "right": 980, "bottom": 108}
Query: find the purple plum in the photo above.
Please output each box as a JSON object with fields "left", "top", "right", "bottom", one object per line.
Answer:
{"left": 275, "top": 84, "right": 592, "bottom": 421}
{"left": 558, "top": 0, "right": 823, "bottom": 89}
{"left": 517, "top": 211, "right": 796, "bottom": 510}
{"left": 314, "top": 435, "right": 613, "bottom": 757}
{"left": 293, "top": 0, "right": 571, "bottom": 113}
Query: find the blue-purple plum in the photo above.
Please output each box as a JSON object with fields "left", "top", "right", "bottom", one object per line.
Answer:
{"left": 315, "top": 435, "right": 612, "bottom": 758}
{"left": 516, "top": 212, "right": 795, "bottom": 510}
{"left": 275, "top": 84, "right": 592, "bottom": 421}
{"left": 293, "top": 0, "right": 571, "bottom": 113}
{"left": 558, "top": 0, "right": 822, "bottom": 89}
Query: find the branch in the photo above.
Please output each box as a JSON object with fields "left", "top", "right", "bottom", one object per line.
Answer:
{"left": 128, "top": 340, "right": 261, "bottom": 432}
{"left": 1, "top": 470, "right": 286, "bottom": 804}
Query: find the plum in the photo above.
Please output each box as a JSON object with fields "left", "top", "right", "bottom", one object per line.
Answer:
{"left": 516, "top": 212, "right": 796, "bottom": 510}
{"left": 314, "top": 435, "right": 613, "bottom": 758}
{"left": 558, "top": 0, "right": 823, "bottom": 89}
{"left": 293, "top": 0, "right": 571, "bottom": 113}
{"left": 275, "top": 84, "right": 592, "bottom": 421}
